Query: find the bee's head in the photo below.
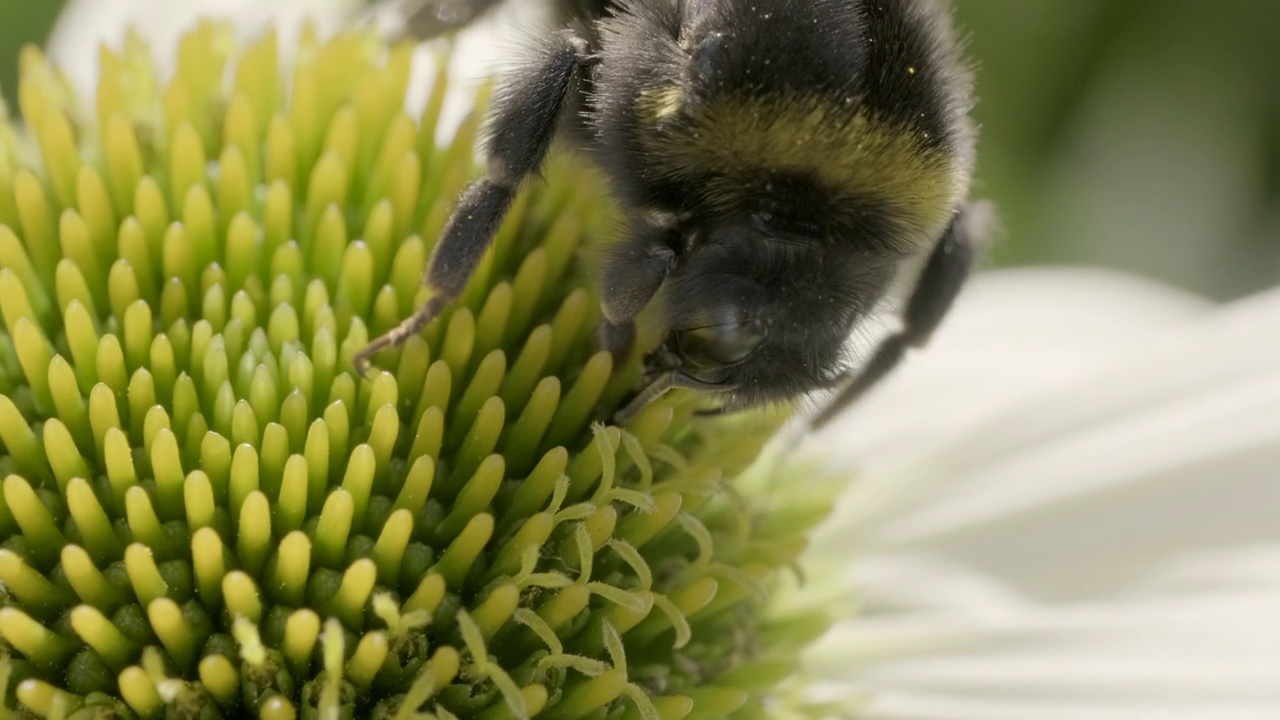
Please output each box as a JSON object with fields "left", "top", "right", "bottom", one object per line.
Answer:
{"left": 650, "top": 216, "right": 902, "bottom": 409}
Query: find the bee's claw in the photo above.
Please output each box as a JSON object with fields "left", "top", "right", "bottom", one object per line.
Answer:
{"left": 352, "top": 351, "right": 374, "bottom": 378}
{"left": 354, "top": 297, "right": 448, "bottom": 378}
{"left": 352, "top": 335, "right": 394, "bottom": 378}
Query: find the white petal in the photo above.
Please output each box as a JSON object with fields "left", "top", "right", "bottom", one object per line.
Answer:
{"left": 47, "top": 0, "right": 362, "bottom": 102}
{"left": 806, "top": 548, "right": 1280, "bottom": 718}
{"left": 801, "top": 268, "right": 1280, "bottom": 715}
{"left": 860, "top": 695, "right": 1280, "bottom": 720}
{"left": 806, "top": 266, "right": 1211, "bottom": 545}
{"left": 47, "top": 0, "right": 550, "bottom": 150}
{"left": 847, "top": 283, "right": 1280, "bottom": 598}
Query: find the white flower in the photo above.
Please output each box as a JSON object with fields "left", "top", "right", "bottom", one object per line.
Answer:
{"left": 802, "top": 268, "right": 1280, "bottom": 719}
{"left": 43, "top": 2, "right": 1280, "bottom": 717}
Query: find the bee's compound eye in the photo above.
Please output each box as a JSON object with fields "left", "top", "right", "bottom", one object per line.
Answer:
{"left": 675, "top": 319, "right": 765, "bottom": 369}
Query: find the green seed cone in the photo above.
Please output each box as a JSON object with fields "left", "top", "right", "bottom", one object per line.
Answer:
{"left": 0, "top": 20, "right": 845, "bottom": 720}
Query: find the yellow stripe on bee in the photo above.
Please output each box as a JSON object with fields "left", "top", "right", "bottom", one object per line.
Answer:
{"left": 640, "top": 90, "right": 964, "bottom": 246}
{"left": 640, "top": 85, "right": 687, "bottom": 121}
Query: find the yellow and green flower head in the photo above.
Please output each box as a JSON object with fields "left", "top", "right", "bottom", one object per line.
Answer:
{"left": 0, "top": 21, "right": 842, "bottom": 720}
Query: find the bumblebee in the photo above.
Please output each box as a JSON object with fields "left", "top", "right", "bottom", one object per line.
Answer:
{"left": 355, "top": 0, "right": 989, "bottom": 428}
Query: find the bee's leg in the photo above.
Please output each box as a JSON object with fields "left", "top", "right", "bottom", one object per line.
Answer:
{"left": 811, "top": 201, "right": 989, "bottom": 429}
{"left": 598, "top": 224, "right": 678, "bottom": 361}
{"left": 362, "top": 0, "right": 505, "bottom": 40}
{"left": 354, "top": 29, "right": 592, "bottom": 374}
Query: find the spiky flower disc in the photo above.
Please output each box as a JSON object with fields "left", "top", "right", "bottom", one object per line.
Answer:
{"left": 0, "top": 22, "right": 838, "bottom": 720}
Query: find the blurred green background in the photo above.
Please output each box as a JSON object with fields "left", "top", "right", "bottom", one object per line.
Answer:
{"left": 2, "top": 0, "right": 1278, "bottom": 299}
{"left": 954, "top": 0, "right": 1280, "bottom": 300}
{"left": 0, "top": 1, "right": 66, "bottom": 106}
